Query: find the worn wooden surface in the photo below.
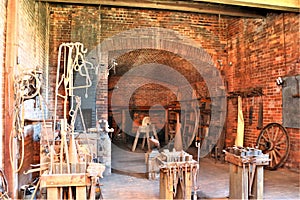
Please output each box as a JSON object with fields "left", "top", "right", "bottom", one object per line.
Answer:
{"left": 40, "top": 173, "right": 90, "bottom": 188}
{"left": 159, "top": 170, "right": 174, "bottom": 200}
{"left": 159, "top": 163, "right": 196, "bottom": 200}
{"left": 229, "top": 164, "right": 248, "bottom": 199}
{"left": 229, "top": 163, "right": 264, "bottom": 200}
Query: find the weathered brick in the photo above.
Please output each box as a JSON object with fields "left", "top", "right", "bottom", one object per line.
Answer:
{"left": 47, "top": 5, "right": 300, "bottom": 170}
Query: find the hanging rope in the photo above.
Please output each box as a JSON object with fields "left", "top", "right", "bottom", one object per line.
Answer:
{"left": 9, "top": 69, "right": 42, "bottom": 173}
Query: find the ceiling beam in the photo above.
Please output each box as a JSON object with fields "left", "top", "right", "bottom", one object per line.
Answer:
{"left": 193, "top": 0, "right": 300, "bottom": 12}
{"left": 38, "top": 0, "right": 300, "bottom": 13}
{"left": 38, "top": 0, "right": 269, "bottom": 18}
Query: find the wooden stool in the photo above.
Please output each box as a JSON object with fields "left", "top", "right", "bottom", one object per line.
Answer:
{"left": 132, "top": 117, "right": 158, "bottom": 152}
{"left": 132, "top": 124, "right": 158, "bottom": 152}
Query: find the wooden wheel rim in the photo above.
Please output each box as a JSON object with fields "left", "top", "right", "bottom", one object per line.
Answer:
{"left": 256, "top": 123, "right": 290, "bottom": 170}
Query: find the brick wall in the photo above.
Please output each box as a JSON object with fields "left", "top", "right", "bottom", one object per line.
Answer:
{"left": 48, "top": 4, "right": 228, "bottom": 121}
{"left": 1, "top": 0, "right": 49, "bottom": 196}
{"left": 109, "top": 76, "right": 178, "bottom": 107}
{"left": 48, "top": 4, "right": 299, "bottom": 170}
{"left": 226, "top": 13, "right": 300, "bottom": 170}
{"left": 0, "top": 0, "right": 7, "bottom": 168}
{"left": 16, "top": 0, "right": 49, "bottom": 189}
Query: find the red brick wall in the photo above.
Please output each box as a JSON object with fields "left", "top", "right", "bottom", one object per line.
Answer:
{"left": 225, "top": 13, "right": 300, "bottom": 170}
{"left": 109, "top": 76, "right": 178, "bottom": 107}
{"left": 48, "top": 4, "right": 228, "bottom": 116}
{"left": 48, "top": 4, "right": 300, "bottom": 170}
{"left": 1, "top": 0, "right": 49, "bottom": 196}
{"left": 99, "top": 6, "right": 228, "bottom": 65}
{"left": 48, "top": 5, "right": 72, "bottom": 118}
{"left": 17, "top": 0, "right": 49, "bottom": 187}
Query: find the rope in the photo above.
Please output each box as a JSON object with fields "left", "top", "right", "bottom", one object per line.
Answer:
{"left": 0, "top": 169, "right": 9, "bottom": 199}
{"left": 9, "top": 70, "right": 43, "bottom": 174}
{"left": 9, "top": 88, "right": 26, "bottom": 173}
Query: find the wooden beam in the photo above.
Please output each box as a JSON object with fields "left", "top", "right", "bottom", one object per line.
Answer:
{"left": 4, "top": 0, "right": 19, "bottom": 198}
{"left": 38, "top": 0, "right": 267, "bottom": 18}
{"left": 38, "top": 0, "right": 300, "bottom": 14}
{"left": 194, "top": 0, "right": 300, "bottom": 12}
{"left": 40, "top": 173, "right": 90, "bottom": 187}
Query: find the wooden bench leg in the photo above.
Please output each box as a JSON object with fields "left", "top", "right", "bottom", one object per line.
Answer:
{"left": 132, "top": 130, "right": 140, "bottom": 152}
{"left": 47, "top": 187, "right": 59, "bottom": 199}
{"left": 77, "top": 186, "right": 87, "bottom": 200}
{"left": 141, "top": 133, "right": 146, "bottom": 149}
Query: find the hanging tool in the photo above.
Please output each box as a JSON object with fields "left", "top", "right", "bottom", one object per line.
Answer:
{"left": 235, "top": 96, "right": 244, "bottom": 147}
{"left": 249, "top": 97, "right": 254, "bottom": 125}
{"left": 257, "top": 96, "right": 263, "bottom": 130}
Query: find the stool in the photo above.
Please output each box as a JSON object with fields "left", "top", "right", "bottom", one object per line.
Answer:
{"left": 132, "top": 124, "right": 158, "bottom": 152}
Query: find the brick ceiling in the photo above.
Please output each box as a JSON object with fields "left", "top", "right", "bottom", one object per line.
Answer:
{"left": 110, "top": 49, "right": 204, "bottom": 86}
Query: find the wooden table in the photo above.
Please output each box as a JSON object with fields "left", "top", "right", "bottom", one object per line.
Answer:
{"left": 157, "top": 150, "right": 199, "bottom": 200}
{"left": 225, "top": 150, "right": 269, "bottom": 200}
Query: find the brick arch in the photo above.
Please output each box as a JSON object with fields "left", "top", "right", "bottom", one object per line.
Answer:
{"left": 87, "top": 27, "right": 226, "bottom": 156}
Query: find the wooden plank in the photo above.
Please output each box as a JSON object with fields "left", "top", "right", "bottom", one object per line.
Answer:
{"left": 159, "top": 169, "right": 173, "bottom": 199}
{"left": 47, "top": 187, "right": 59, "bottom": 199}
{"left": 225, "top": 153, "right": 244, "bottom": 167}
{"left": 76, "top": 186, "right": 87, "bottom": 200}
{"left": 38, "top": 0, "right": 266, "bottom": 18}
{"left": 38, "top": 0, "right": 300, "bottom": 13}
{"left": 194, "top": 0, "right": 300, "bottom": 11}
{"left": 241, "top": 165, "right": 249, "bottom": 199}
{"left": 40, "top": 173, "right": 90, "bottom": 187}
{"left": 229, "top": 164, "right": 248, "bottom": 199}
{"left": 184, "top": 170, "right": 192, "bottom": 200}
{"left": 252, "top": 166, "right": 264, "bottom": 199}
{"left": 4, "top": 0, "right": 19, "bottom": 198}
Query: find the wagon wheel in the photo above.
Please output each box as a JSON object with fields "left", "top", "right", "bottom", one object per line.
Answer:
{"left": 181, "top": 106, "right": 200, "bottom": 150}
{"left": 16, "top": 72, "right": 41, "bottom": 99}
{"left": 256, "top": 123, "right": 290, "bottom": 170}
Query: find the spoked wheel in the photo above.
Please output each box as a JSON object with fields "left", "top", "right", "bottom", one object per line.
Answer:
{"left": 16, "top": 72, "right": 41, "bottom": 99}
{"left": 256, "top": 123, "right": 290, "bottom": 170}
{"left": 181, "top": 106, "right": 200, "bottom": 150}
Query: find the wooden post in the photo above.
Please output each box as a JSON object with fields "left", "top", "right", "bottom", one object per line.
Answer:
{"left": 229, "top": 164, "right": 248, "bottom": 199}
{"left": 159, "top": 169, "right": 173, "bottom": 199}
{"left": 77, "top": 186, "right": 87, "bottom": 200}
{"left": 69, "top": 133, "right": 78, "bottom": 164}
{"left": 131, "top": 128, "right": 140, "bottom": 152}
{"left": 47, "top": 188, "right": 59, "bottom": 200}
{"left": 184, "top": 169, "right": 192, "bottom": 199}
{"left": 4, "top": 0, "right": 19, "bottom": 198}
{"left": 252, "top": 165, "right": 264, "bottom": 199}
